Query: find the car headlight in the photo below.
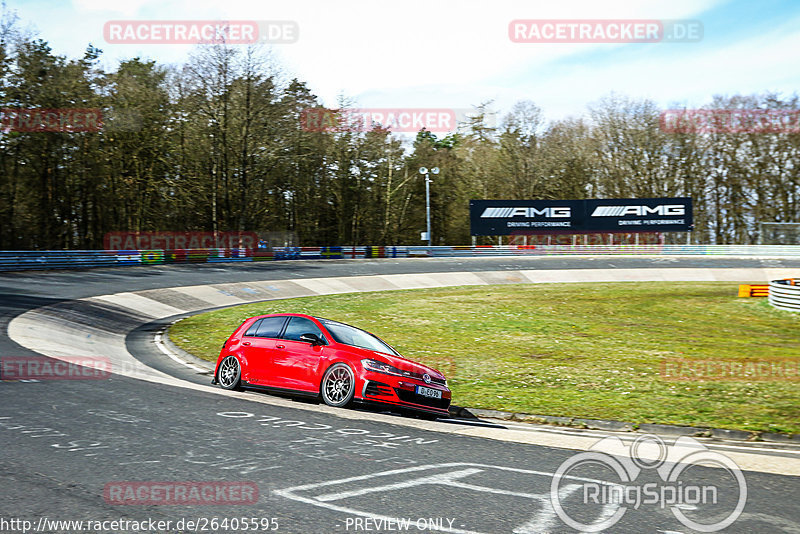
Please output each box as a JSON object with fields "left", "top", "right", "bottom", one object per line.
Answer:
{"left": 361, "top": 359, "right": 407, "bottom": 377}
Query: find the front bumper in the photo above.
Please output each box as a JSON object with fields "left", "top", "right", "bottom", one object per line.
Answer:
{"left": 361, "top": 376, "right": 451, "bottom": 415}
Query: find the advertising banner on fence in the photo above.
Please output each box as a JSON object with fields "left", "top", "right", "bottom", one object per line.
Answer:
{"left": 469, "top": 198, "right": 693, "bottom": 235}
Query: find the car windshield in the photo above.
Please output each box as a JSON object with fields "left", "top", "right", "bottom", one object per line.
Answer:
{"left": 318, "top": 319, "right": 399, "bottom": 356}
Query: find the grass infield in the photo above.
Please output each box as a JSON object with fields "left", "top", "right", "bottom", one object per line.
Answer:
{"left": 169, "top": 282, "right": 800, "bottom": 434}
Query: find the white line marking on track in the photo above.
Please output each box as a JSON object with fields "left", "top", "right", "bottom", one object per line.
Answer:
{"left": 154, "top": 331, "right": 209, "bottom": 373}
{"left": 314, "top": 468, "right": 483, "bottom": 502}
{"left": 497, "top": 422, "right": 800, "bottom": 455}
{"left": 275, "top": 462, "right": 623, "bottom": 534}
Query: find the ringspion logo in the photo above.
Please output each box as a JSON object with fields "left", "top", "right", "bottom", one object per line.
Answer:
{"left": 551, "top": 435, "right": 746, "bottom": 531}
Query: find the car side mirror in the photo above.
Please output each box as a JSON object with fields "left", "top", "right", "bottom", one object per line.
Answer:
{"left": 299, "top": 333, "right": 323, "bottom": 345}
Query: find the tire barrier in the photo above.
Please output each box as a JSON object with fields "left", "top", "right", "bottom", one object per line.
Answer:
{"left": 2, "top": 244, "right": 800, "bottom": 272}
{"left": 768, "top": 278, "right": 800, "bottom": 312}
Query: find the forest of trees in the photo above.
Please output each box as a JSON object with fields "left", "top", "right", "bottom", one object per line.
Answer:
{"left": 0, "top": 8, "right": 798, "bottom": 250}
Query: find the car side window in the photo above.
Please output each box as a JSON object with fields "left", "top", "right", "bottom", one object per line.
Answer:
{"left": 255, "top": 316, "right": 287, "bottom": 338}
{"left": 244, "top": 319, "right": 262, "bottom": 337}
{"left": 282, "top": 317, "right": 325, "bottom": 343}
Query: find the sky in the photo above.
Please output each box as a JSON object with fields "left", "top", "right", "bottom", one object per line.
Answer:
{"left": 7, "top": 0, "right": 800, "bottom": 126}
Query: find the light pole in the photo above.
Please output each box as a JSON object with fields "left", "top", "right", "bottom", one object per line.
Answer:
{"left": 419, "top": 166, "right": 439, "bottom": 246}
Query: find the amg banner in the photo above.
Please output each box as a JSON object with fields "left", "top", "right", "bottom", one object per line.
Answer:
{"left": 470, "top": 198, "right": 693, "bottom": 235}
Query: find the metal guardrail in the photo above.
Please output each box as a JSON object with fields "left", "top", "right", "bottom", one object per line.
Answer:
{"left": 2, "top": 245, "right": 800, "bottom": 272}
{"left": 0, "top": 249, "right": 251, "bottom": 271}
{"left": 409, "top": 244, "right": 800, "bottom": 257}
{"left": 0, "top": 250, "right": 120, "bottom": 271}
{"left": 768, "top": 278, "right": 800, "bottom": 312}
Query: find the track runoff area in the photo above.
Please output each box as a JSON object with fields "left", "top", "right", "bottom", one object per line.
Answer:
{"left": 1, "top": 254, "right": 799, "bottom": 533}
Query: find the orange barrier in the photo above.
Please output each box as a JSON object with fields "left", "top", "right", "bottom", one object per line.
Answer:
{"left": 738, "top": 284, "right": 769, "bottom": 297}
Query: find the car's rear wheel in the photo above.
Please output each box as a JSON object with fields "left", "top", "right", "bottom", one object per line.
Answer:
{"left": 217, "top": 355, "right": 242, "bottom": 390}
{"left": 321, "top": 363, "right": 355, "bottom": 407}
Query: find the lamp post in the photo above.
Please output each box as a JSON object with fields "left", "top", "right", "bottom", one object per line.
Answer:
{"left": 418, "top": 166, "right": 439, "bottom": 246}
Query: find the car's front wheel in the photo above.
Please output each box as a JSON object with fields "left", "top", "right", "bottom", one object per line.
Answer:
{"left": 321, "top": 363, "right": 355, "bottom": 407}
{"left": 217, "top": 355, "right": 242, "bottom": 390}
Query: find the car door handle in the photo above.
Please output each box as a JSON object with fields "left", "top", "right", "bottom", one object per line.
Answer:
{"left": 242, "top": 342, "right": 251, "bottom": 346}
{"left": 276, "top": 344, "right": 285, "bottom": 349}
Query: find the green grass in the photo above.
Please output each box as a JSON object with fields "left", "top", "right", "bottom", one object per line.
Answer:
{"left": 169, "top": 282, "right": 800, "bottom": 434}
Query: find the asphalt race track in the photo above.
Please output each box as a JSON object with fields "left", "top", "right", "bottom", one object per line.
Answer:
{"left": 2, "top": 256, "right": 800, "bottom": 533}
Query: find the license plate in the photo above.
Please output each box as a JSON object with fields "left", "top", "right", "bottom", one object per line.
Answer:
{"left": 415, "top": 386, "right": 442, "bottom": 399}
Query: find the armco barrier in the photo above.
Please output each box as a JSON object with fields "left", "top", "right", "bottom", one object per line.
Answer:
{"left": 406, "top": 244, "right": 800, "bottom": 257}
{"left": 2, "top": 244, "right": 800, "bottom": 272}
{"left": 0, "top": 248, "right": 253, "bottom": 271}
{"left": 768, "top": 278, "right": 800, "bottom": 312}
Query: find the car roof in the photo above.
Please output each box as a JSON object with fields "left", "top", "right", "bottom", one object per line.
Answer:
{"left": 250, "top": 313, "right": 370, "bottom": 332}
{"left": 253, "top": 312, "right": 312, "bottom": 319}
{"left": 252, "top": 313, "right": 344, "bottom": 324}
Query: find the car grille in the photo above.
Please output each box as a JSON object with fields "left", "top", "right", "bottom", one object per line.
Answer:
{"left": 403, "top": 371, "right": 447, "bottom": 386}
{"left": 394, "top": 388, "right": 450, "bottom": 410}
{"left": 364, "top": 381, "right": 393, "bottom": 397}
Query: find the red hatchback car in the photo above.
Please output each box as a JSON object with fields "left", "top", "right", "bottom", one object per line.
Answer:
{"left": 212, "top": 313, "right": 451, "bottom": 417}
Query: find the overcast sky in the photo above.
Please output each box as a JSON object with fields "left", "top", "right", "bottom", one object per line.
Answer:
{"left": 8, "top": 0, "right": 800, "bottom": 124}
